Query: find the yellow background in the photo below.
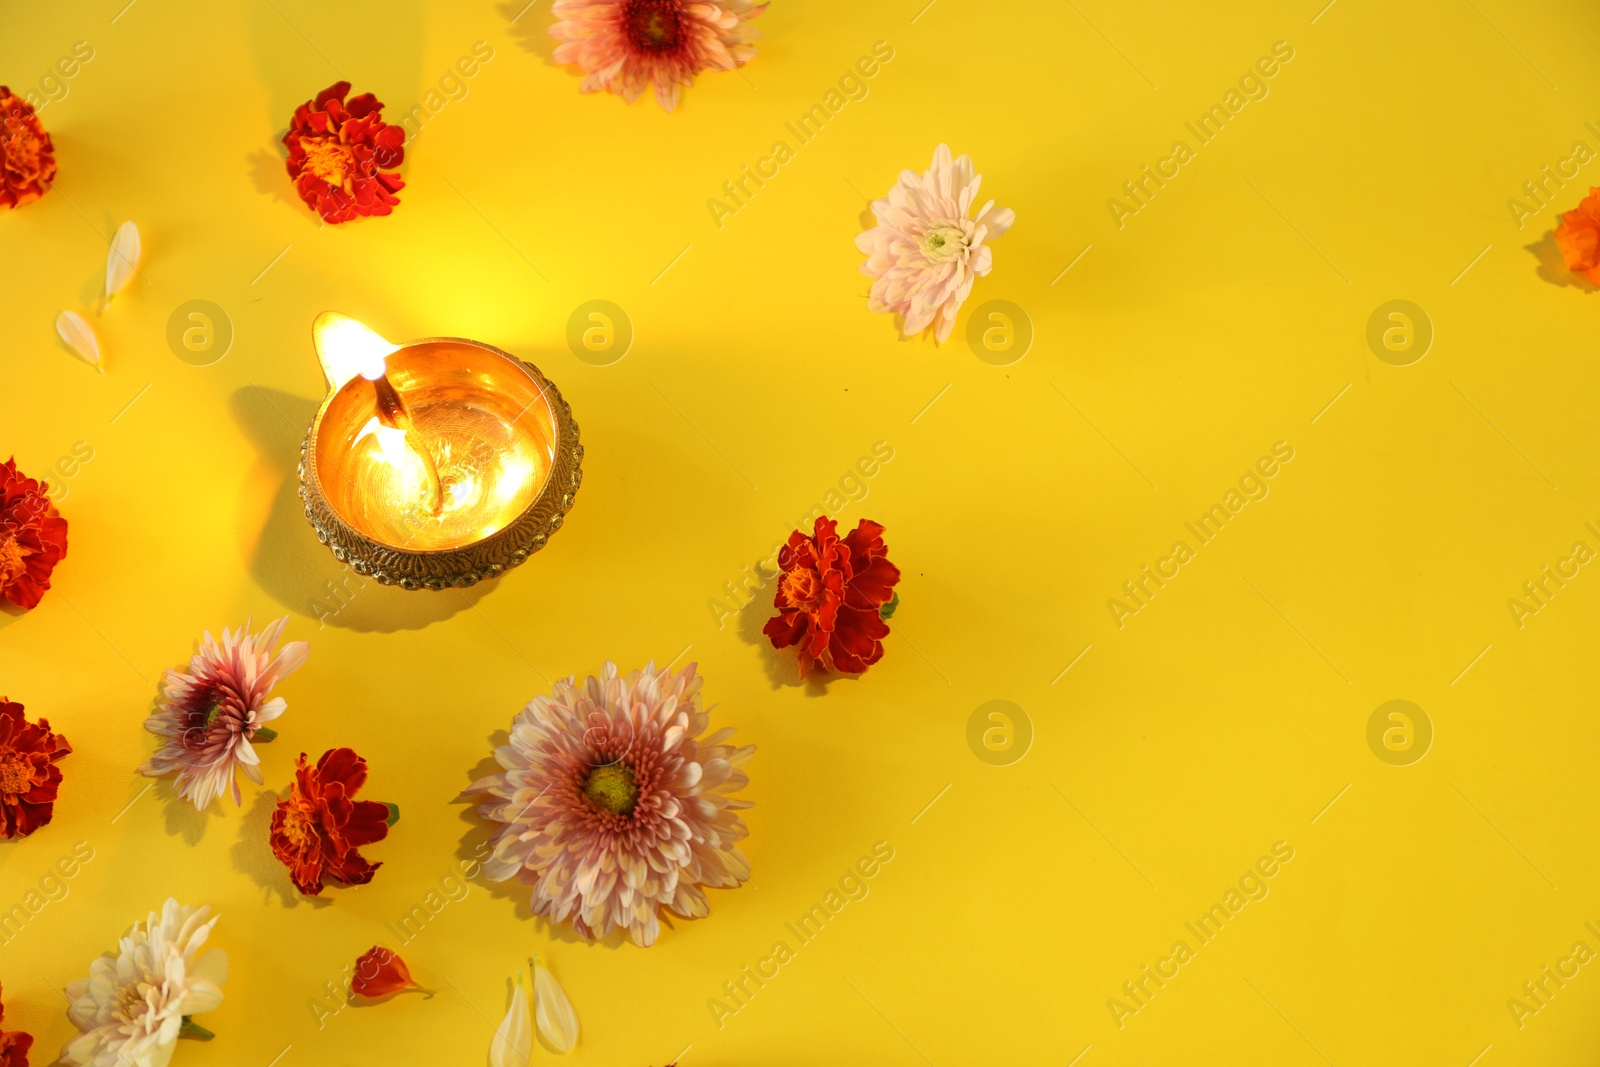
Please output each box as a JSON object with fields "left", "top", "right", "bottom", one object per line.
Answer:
{"left": 4, "top": 0, "right": 1600, "bottom": 1063}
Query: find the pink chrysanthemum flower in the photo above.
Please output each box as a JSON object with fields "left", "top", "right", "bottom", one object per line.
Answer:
{"left": 549, "top": 0, "right": 767, "bottom": 111}
{"left": 856, "top": 143, "right": 1016, "bottom": 343}
{"left": 139, "top": 617, "right": 309, "bottom": 810}
{"left": 465, "top": 661, "right": 753, "bottom": 947}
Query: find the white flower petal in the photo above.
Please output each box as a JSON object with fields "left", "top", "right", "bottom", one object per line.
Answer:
{"left": 490, "top": 972, "right": 533, "bottom": 1067}
{"left": 106, "top": 221, "right": 142, "bottom": 301}
{"left": 533, "top": 956, "right": 579, "bottom": 1053}
{"left": 56, "top": 311, "right": 103, "bottom": 372}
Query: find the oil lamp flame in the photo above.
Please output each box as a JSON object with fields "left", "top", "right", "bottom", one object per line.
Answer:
{"left": 313, "top": 312, "right": 444, "bottom": 517}
{"left": 312, "top": 312, "right": 400, "bottom": 386}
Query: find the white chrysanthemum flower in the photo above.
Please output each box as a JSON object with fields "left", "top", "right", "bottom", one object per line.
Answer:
{"left": 465, "top": 662, "right": 753, "bottom": 947}
{"left": 63, "top": 899, "right": 227, "bottom": 1067}
{"left": 856, "top": 143, "right": 1016, "bottom": 343}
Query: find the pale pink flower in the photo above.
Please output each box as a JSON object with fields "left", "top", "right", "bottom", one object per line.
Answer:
{"left": 465, "top": 661, "right": 753, "bottom": 947}
{"left": 139, "top": 617, "right": 308, "bottom": 810}
{"left": 549, "top": 0, "right": 766, "bottom": 111}
{"left": 856, "top": 143, "right": 1016, "bottom": 343}
{"left": 63, "top": 898, "right": 228, "bottom": 1067}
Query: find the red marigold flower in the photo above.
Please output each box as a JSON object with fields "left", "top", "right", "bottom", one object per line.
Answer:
{"left": 269, "top": 748, "right": 392, "bottom": 895}
{"left": 0, "top": 981, "right": 34, "bottom": 1067}
{"left": 0, "top": 699, "right": 71, "bottom": 841}
{"left": 0, "top": 458, "right": 68, "bottom": 611}
{"left": 763, "top": 517, "right": 901, "bottom": 677}
{"left": 282, "top": 82, "right": 404, "bottom": 224}
{"left": 0, "top": 87, "right": 55, "bottom": 210}
{"left": 1555, "top": 186, "right": 1600, "bottom": 285}
{"left": 351, "top": 946, "right": 431, "bottom": 999}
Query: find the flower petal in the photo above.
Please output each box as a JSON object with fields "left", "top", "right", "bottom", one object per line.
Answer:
{"left": 105, "top": 221, "right": 142, "bottom": 301}
{"left": 532, "top": 956, "right": 579, "bottom": 1054}
{"left": 490, "top": 972, "right": 533, "bottom": 1067}
{"left": 55, "top": 311, "right": 102, "bottom": 372}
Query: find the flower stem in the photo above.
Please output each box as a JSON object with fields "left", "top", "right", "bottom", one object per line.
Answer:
{"left": 179, "top": 1017, "right": 215, "bottom": 1041}
{"left": 254, "top": 727, "right": 279, "bottom": 743}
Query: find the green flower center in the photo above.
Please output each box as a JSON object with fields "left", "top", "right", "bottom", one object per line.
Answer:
{"left": 583, "top": 763, "right": 638, "bottom": 816}
{"left": 922, "top": 226, "right": 966, "bottom": 261}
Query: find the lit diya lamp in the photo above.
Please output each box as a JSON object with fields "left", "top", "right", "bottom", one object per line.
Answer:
{"left": 298, "top": 313, "right": 582, "bottom": 589}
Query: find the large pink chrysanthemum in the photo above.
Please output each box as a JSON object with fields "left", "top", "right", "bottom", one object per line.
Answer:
{"left": 139, "top": 618, "right": 309, "bottom": 810}
{"left": 549, "top": 0, "right": 767, "bottom": 111}
{"left": 856, "top": 143, "right": 1016, "bottom": 343}
{"left": 465, "top": 662, "right": 753, "bottom": 946}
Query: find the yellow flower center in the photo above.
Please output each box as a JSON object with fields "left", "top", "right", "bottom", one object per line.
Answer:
{"left": 922, "top": 226, "right": 967, "bottom": 261}
{"left": 280, "top": 805, "right": 318, "bottom": 850}
{"left": 114, "top": 980, "right": 153, "bottom": 1023}
{"left": 0, "top": 535, "right": 26, "bottom": 586}
{"left": 0, "top": 755, "right": 30, "bottom": 796}
{"left": 583, "top": 763, "right": 638, "bottom": 816}
{"left": 301, "top": 138, "right": 354, "bottom": 190}
{"left": 779, "top": 568, "right": 823, "bottom": 612}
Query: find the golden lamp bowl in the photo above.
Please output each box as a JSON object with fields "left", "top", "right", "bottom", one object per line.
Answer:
{"left": 298, "top": 314, "right": 582, "bottom": 590}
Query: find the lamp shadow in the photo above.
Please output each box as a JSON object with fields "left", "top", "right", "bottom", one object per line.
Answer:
{"left": 454, "top": 738, "right": 631, "bottom": 949}
{"left": 230, "top": 386, "right": 494, "bottom": 632}
{"left": 1525, "top": 231, "right": 1598, "bottom": 291}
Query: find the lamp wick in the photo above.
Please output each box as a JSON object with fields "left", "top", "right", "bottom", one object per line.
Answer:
{"left": 371, "top": 371, "right": 444, "bottom": 516}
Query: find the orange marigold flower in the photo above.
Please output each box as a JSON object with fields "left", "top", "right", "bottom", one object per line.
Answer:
{"left": 0, "top": 458, "right": 68, "bottom": 611}
{"left": 269, "top": 748, "right": 393, "bottom": 895}
{"left": 0, "top": 698, "right": 72, "bottom": 841}
{"left": 0, "top": 981, "right": 34, "bottom": 1067}
{"left": 1554, "top": 187, "right": 1600, "bottom": 284}
{"left": 0, "top": 87, "right": 55, "bottom": 210}
{"left": 763, "top": 516, "right": 901, "bottom": 677}
{"left": 283, "top": 82, "right": 404, "bottom": 224}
